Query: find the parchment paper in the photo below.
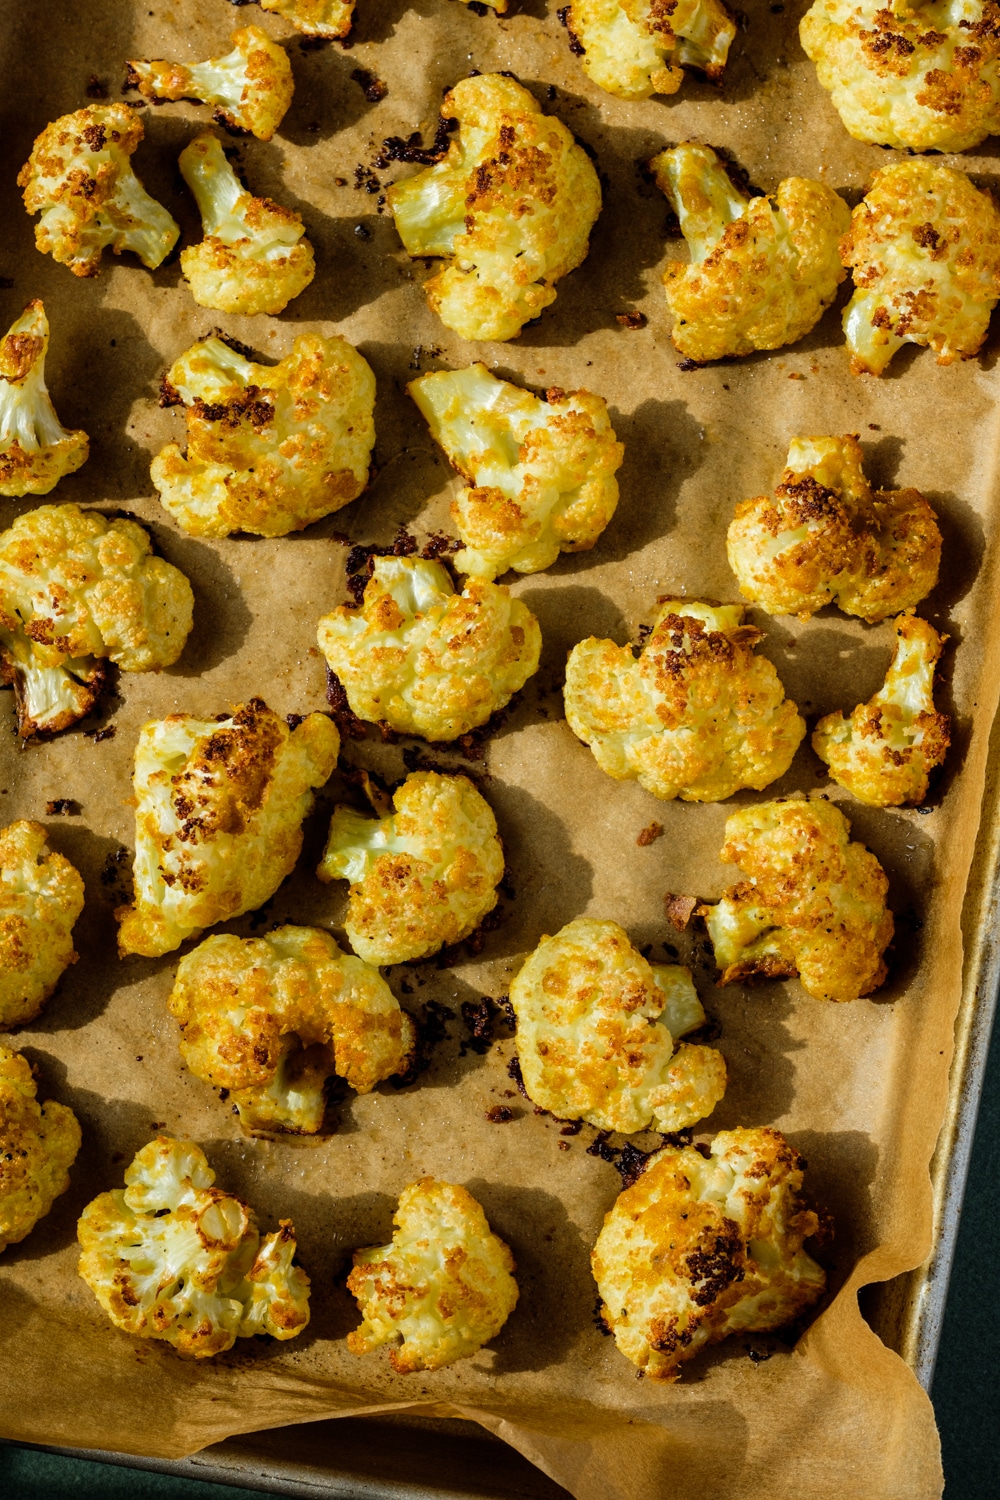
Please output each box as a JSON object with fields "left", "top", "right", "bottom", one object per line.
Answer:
{"left": 1, "top": 2, "right": 995, "bottom": 1496}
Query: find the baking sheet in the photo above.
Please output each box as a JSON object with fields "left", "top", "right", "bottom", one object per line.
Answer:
{"left": 2, "top": 1, "right": 997, "bottom": 1496}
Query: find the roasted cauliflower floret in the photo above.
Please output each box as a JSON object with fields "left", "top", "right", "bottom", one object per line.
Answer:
{"left": 78, "top": 1137, "right": 310, "bottom": 1356}
{"left": 0, "top": 1044, "right": 81, "bottom": 1252}
{"left": 17, "top": 103, "right": 179, "bottom": 278}
{"left": 126, "top": 26, "right": 293, "bottom": 141}
{"left": 347, "top": 1178, "right": 518, "bottom": 1372}
{"left": 564, "top": 0, "right": 737, "bottom": 100}
{"left": 652, "top": 143, "right": 851, "bottom": 363}
{"left": 0, "top": 301, "right": 88, "bottom": 497}
{"left": 813, "top": 613, "right": 950, "bottom": 806}
{"left": 317, "top": 556, "right": 541, "bottom": 742}
{"left": 318, "top": 771, "right": 504, "bottom": 965}
{"left": 259, "top": 0, "right": 356, "bottom": 38}
{"left": 151, "top": 333, "right": 375, "bottom": 538}
{"left": 727, "top": 435, "right": 942, "bottom": 623}
{"left": 117, "top": 699, "right": 339, "bottom": 959}
{"left": 699, "top": 796, "right": 894, "bottom": 1002}
{"left": 842, "top": 159, "right": 1000, "bottom": 374}
{"left": 592, "top": 1127, "right": 826, "bottom": 1381}
{"left": 565, "top": 600, "right": 805, "bottom": 802}
{"left": 0, "top": 504, "right": 194, "bottom": 739}
{"left": 800, "top": 0, "right": 1000, "bottom": 153}
{"left": 388, "top": 74, "right": 602, "bottom": 342}
{"left": 510, "top": 918, "right": 726, "bottom": 1133}
{"left": 409, "top": 363, "right": 623, "bottom": 581}
{"left": 178, "top": 132, "right": 314, "bottom": 316}
{"left": 0, "top": 822, "right": 85, "bottom": 1030}
{"left": 168, "top": 926, "right": 414, "bottom": 1134}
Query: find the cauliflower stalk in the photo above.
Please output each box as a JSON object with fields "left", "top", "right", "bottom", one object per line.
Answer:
{"left": 151, "top": 334, "right": 375, "bottom": 538}
{"left": 0, "top": 504, "right": 194, "bottom": 738}
{"left": 18, "top": 103, "right": 179, "bottom": 278}
{"left": 127, "top": 26, "right": 293, "bottom": 141}
{"left": 259, "top": 0, "right": 356, "bottom": 38}
{"left": 727, "top": 435, "right": 942, "bottom": 623}
{"left": 318, "top": 556, "right": 541, "bottom": 742}
{"left": 0, "top": 821, "right": 85, "bottom": 1030}
{"left": 409, "top": 363, "right": 623, "bottom": 581}
{"left": 652, "top": 143, "right": 851, "bottom": 362}
{"left": 510, "top": 917, "right": 726, "bottom": 1134}
{"left": 565, "top": 600, "right": 805, "bottom": 802}
{"left": 348, "top": 1178, "right": 518, "bottom": 1372}
{"left": 179, "top": 132, "right": 315, "bottom": 316}
{"left": 700, "top": 796, "right": 894, "bottom": 1002}
{"left": 565, "top": 0, "right": 737, "bottom": 100}
{"left": 0, "top": 301, "right": 88, "bottom": 497}
{"left": 388, "top": 73, "right": 602, "bottom": 342}
{"left": 78, "top": 1137, "right": 310, "bottom": 1357}
{"left": 117, "top": 699, "right": 339, "bottom": 959}
{"left": 592, "top": 1127, "right": 826, "bottom": 1381}
{"left": 0, "top": 1044, "right": 81, "bottom": 1252}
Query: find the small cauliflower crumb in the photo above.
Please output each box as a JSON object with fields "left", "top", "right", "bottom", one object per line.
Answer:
{"left": 566, "top": 0, "right": 737, "bottom": 100}
{"left": 0, "top": 822, "right": 84, "bottom": 1030}
{"left": 259, "top": 0, "right": 356, "bottom": 38}
{"left": 0, "top": 301, "right": 88, "bottom": 497}
{"left": 126, "top": 26, "right": 293, "bottom": 141}
{"left": 0, "top": 1044, "right": 81, "bottom": 1252}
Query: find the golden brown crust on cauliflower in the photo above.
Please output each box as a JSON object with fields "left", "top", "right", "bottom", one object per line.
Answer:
{"left": 17, "top": 103, "right": 179, "bottom": 278}
{"left": 700, "top": 796, "right": 894, "bottom": 1002}
{"left": 409, "top": 363, "right": 623, "bottom": 581}
{"left": 0, "top": 1044, "right": 81, "bottom": 1252}
{"left": 317, "top": 556, "right": 541, "bottom": 742}
{"left": 126, "top": 26, "right": 293, "bottom": 141}
{"left": 116, "top": 700, "right": 339, "bottom": 959}
{"left": 510, "top": 917, "right": 726, "bottom": 1133}
{"left": 347, "top": 1178, "right": 518, "bottom": 1372}
{"left": 0, "top": 822, "right": 85, "bottom": 1030}
{"left": 841, "top": 159, "right": 1000, "bottom": 374}
{"left": 77, "top": 1137, "right": 310, "bottom": 1357}
{"left": 566, "top": 0, "right": 737, "bottom": 100}
{"left": 727, "top": 435, "right": 942, "bottom": 623}
{"left": 592, "top": 1127, "right": 826, "bottom": 1380}
{"left": 801, "top": 0, "right": 1000, "bottom": 152}
{"left": 388, "top": 73, "right": 602, "bottom": 342}
{"left": 653, "top": 143, "right": 851, "bottom": 363}
{"left": 564, "top": 600, "right": 805, "bottom": 802}
{"left": 0, "top": 301, "right": 88, "bottom": 497}
{"left": 259, "top": 0, "right": 356, "bottom": 38}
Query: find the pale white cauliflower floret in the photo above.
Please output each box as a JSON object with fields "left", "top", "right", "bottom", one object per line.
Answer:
{"left": 0, "top": 1044, "right": 81, "bottom": 1252}
{"left": 564, "top": 600, "right": 805, "bottom": 802}
{"left": 126, "top": 26, "right": 293, "bottom": 141}
{"left": 0, "top": 822, "right": 85, "bottom": 1030}
{"left": 77, "top": 1137, "right": 310, "bottom": 1357}
{"left": 388, "top": 73, "right": 602, "bottom": 342}
{"left": 168, "top": 925, "right": 414, "bottom": 1134}
{"left": 17, "top": 103, "right": 178, "bottom": 278}
{"left": 592, "top": 1127, "right": 826, "bottom": 1381}
{"left": 0, "top": 504, "right": 194, "bottom": 738}
{"left": 318, "top": 771, "right": 505, "bottom": 965}
{"left": 0, "top": 301, "right": 88, "bottom": 497}
{"left": 317, "top": 556, "right": 541, "bottom": 742}
{"left": 116, "top": 699, "right": 339, "bottom": 959}
{"left": 152, "top": 334, "right": 375, "bottom": 538}
{"left": 653, "top": 142, "right": 851, "bottom": 362}
{"left": 347, "top": 1178, "right": 518, "bottom": 1372}
{"left": 565, "top": 0, "right": 737, "bottom": 100}
{"left": 842, "top": 159, "right": 1000, "bottom": 374}
{"left": 409, "top": 363, "right": 623, "bottom": 581}
{"left": 259, "top": 0, "right": 356, "bottom": 38}
{"left": 510, "top": 917, "right": 726, "bottom": 1133}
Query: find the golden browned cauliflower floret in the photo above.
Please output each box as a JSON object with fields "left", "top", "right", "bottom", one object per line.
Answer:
{"left": 0, "top": 822, "right": 84, "bottom": 1030}
{"left": 0, "top": 504, "right": 194, "bottom": 739}
{"left": 258, "top": 0, "right": 356, "bottom": 38}
{"left": 699, "top": 796, "right": 894, "bottom": 1001}
{"left": 78, "top": 1137, "right": 310, "bottom": 1357}
{"left": 0, "top": 301, "right": 88, "bottom": 498}
{"left": 727, "top": 435, "right": 942, "bottom": 623}
{"left": 800, "top": 0, "right": 1000, "bottom": 153}
{"left": 841, "top": 159, "right": 1000, "bottom": 374}
{"left": 0, "top": 1044, "right": 81, "bottom": 1252}
{"left": 564, "top": 0, "right": 737, "bottom": 100}
{"left": 17, "top": 103, "right": 179, "bottom": 278}
{"left": 813, "top": 613, "right": 950, "bottom": 806}
{"left": 178, "top": 132, "right": 314, "bottom": 316}
{"left": 652, "top": 142, "right": 851, "bottom": 363}
{"left": 592, "top": 1127, "right": 826, "bottom": 1381}
{"left": 318, "top": 771, "right": 505, "bottom": 965}
{"left": 565, "top": 600, "right": 805, "bottom": 802}
{"left": 510, "top": 918, "right": 726, "bottom": 1133}
{"left": 317, "top": 556, "right": 541, "bottom": 742}
{"left": 126, "top": 26, "right": 293, "bottom": 142}
{"left": 409, "top": 363, "right": 623, "bottom": 581}
{"left": 388, "top": 74, "right": 602, "bottom": 342}
{"left": 168, "top": 926, "right": 414, "bottom": 1134}
{"left": 117, "top": 699, "right": 339, "bottom": 959}
{"left": 151, "top": 334, "right": 375, "bottom": 538}
{"left": 347, "top": 1178, "right": 518, "bottom": 1372}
